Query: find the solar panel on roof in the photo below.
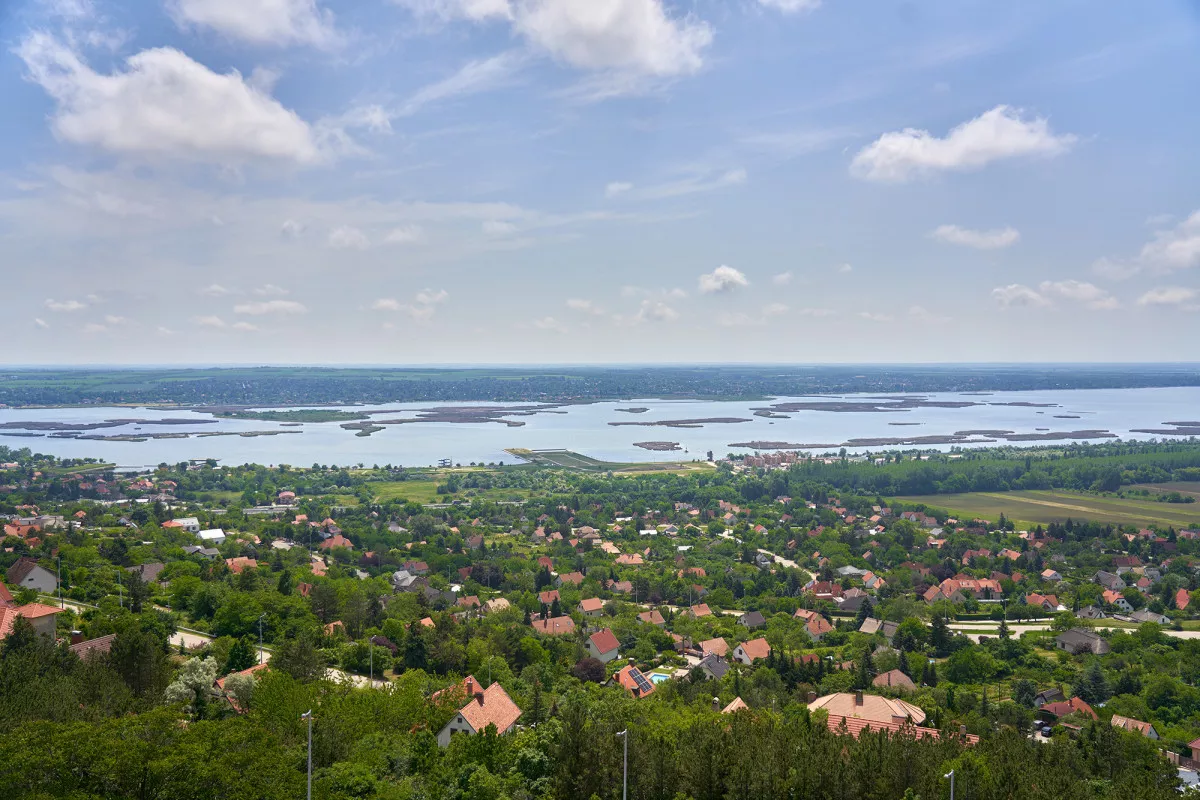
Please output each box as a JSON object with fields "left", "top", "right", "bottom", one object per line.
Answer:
{"left": 628, "top": 667, "right": 653, "bottom": 694}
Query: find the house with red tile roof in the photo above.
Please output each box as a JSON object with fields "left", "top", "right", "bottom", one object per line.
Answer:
{"left": 317, "top": 534, "right": 353, "bottom": 551}
{"left": 579, "top": 597, "right": 604, "bottom": 617}
{"left": 538, "top": 590, "right": 560, "bottom": 605}
{"left": 1178, "top": 588, "right": 1191, "bottom": 612}
{"left": 436, "top": 676, "right": 522, "bottom": 747}
{"left": 530, "top": 616, "right": 575, "bottom": 636}
{"left": 721, "top": 697, "right": 748, "bottom": 714}
{"left": 637, "top": 609, "right": 665, "bottom": 626}
{"left": 732, "top": 637, "right": 770, "bottom": 665}
{"left": 689, "top": 603, "right": 712, "bottom": 619}
{"left": 615, "top": 664, "right": 655, "bottom": 698}
{"left": 0, "top": 602, "right": 62, "bottom": 641}
{"left": 555, "top": 571, "right": 584, "bottom": 587}
{"left": 699, "top": 637, "right": 729, "bottom": 657}
{"left": 1111, "top": 715, "right": 1159, "bottom": 739}
{"left": 872, "top": 669, "right": 917, "bottom": 692}
{"left": 587, "top": 628, "right": 620, "bottom": 663}
{"left": 225, "top": 557, "right": 258, "bottom": 574}
{"left": 615, "top": 553, "right": 644, "bottom": 566}
{"left": 69, "top": 632, "right": 117, "bottom": 660}
{"left": 806, "top": 615, "right": 834, "bottom": 642}
{"left": 1040, "top": 697, "right": 1097, "bottom": 720}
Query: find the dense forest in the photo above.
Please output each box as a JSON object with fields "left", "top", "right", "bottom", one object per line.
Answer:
{"left": 2, "top": 364, "right": 1199, "bottom": 406}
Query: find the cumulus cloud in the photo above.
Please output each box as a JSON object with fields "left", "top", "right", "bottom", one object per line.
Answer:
{"left": 482, "top": 220, "right": 518, "bottom": 235}
{"left": 328, "top": 225, "right": 369, "bottom": 249}
{"left": 415, "top": 288, "right": 449, "bottom": 305}
{"left": 281, "top": 219, "right": 304, "bottom": 238}
{"left": 931, "top": 224, "right": 1021, "bottom": 250}
{"left": 991, "top": 284, "right": 1050, "bottom": 309}
{"left": 194, "top": 315, "right": 227, "bottom": 328}
{"left": 757, "top": 0, "right": 820, "bottom": 11}
{"left": 16, "top": 33, "right": 321, "bottom": 165}
{"left": 372, "top": 298, "right": 402, "bottom": 311}
{"left": 168, "top": 0, "right": 342, "bottom": 48}
{"left": 384, "top": 225, "right": 423, "bottom": 244}
{"left": 253, "top": 284, "right": 289, "bottom": 296}
{"left": 201, "top": 284, "right": 233, "bottom": 296}
{"left": 45, "top": 298, "right": 87, "bottom": 312}
{"left": 233, "top": 299, "right": 308, "bottom": 315}
{"left": 718, "top": 303, "right": 790, "bottom": 327}
{"left": 566, "top": 298, "right": 604, "bottom": 315}
{"left": 797, "top": 307, "right": 836, "bottom": 317}
{"left": 857, "top": 311, "right": 894, "bottom": 323}
{"left": 232, "top": 321, "right": 259, "bottom": 331}
{"left": 698, "top": 265, "right": 749, "bottom": 294}
{"left": 532, "top": 316, "right": 565, "bottom": 332}
{"left": 632, "top": 299, "right": 679, "bottom": 323}
{"left": 1138, "top": 211, "right": 1200, "bottom": 272}
{"left": 374, "top": 289, "right": 449, "bottom": 321}
{"left": 399, "top": 0, "right": 712, "bottom": 79}
{"left": 1137, "top": 287, "right": 1198, "bottom": 309}
{"left": 771, "top": 271, "right": 793, "bottom": 286}
{"left": 605, "top": 181, "right": 633, "bottom": 198}
{"left": 851, "top": 105, "right": 1076, "bottom": 182}
{"left": 103, "top": 315, "right": 128, "bottom": 325}
{"left": 1039, "top": 280, "right": 1118, "bottom": 310}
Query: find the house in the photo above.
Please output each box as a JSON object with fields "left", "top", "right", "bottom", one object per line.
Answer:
{"left": 732, "top": 637, "right": 770, "bottom": 665}
{"left": 1040, "top": 697, "right": 1097, "bottom": 721}
{"left": 615, "top": 553, "right": 644, "bottom": 566}
{"left": 638, "top": 609, "right": 666, "bottom": 626}
{"left": 806, "top": 615, "right": 834, "bottom": 642}
{"left": 721, "top": 697, "right": 748, "bottom": 714}
{"left": 538, "top": 590, "right": 560, "bottom": 605}
{"left": 808, "top": 692, "right": 926, "bottom": 725}
{"left": 738, "top": 610, "right": 766, "bottom": 629}
{"left": 1041, "top": 568, "right": 1062, "bottom": 582}
{"left": 1055, "top": 628, "right": 1111, "bottom": 655}
{"left": 689, "top": 603, "right": 713, "bottom": 619}
{"left": 484, "top": 598, "right": 510, "bottom": 615}
{"left": 1130, "top": 609, "right": 1170, "bottom": 625}
{"left": 1102, "top": 590, "right": 1134, "bottom": 613}
{"left": 793, "top": 608, "right": 819, "bottom": 622}
{"left": 277, "top": 491, "right": 296, "bottom": 505}
{"left": 0, "top": 602, "right": 62, "bottom": 641}
{"left": 556, "top": 571, "right": 584, "bottom": 588}
{"left": 6, "top": 557, "right": 58, "bottom": 594}
{"left": 196, "top": 528, "right": 226, "bottom": 546}
{"left": 127, "top": 562, "right": 166, "bottom": 583}
{"left": 698, "top": 653, "right": 730, "bottom": 680}
{"left": 69, "top": 632, "right": 117, "bottom": 660}
{"left": 1177, "top": 588, "right": 1191, "bottom": 612}
{"left": 699, "top": 637, "right": 729, "bottom": 658}
{"left": 437, "top": 677, "right": 522, "bottom": 747}
{"left": 403, "top": 560, "right": 430, "bottom": 575}
{"left": 587, "top": 628, "right": 621, "bottom": 663}
{"left": 318, "top": 534, "right": 353, "bottom": 551}
{"left": 1034, "top": 688, "right": 1065, "bottom": 708}
{"left": 615, "top": 664, "right": 655, "bottom": 698}
{"left": 1025, "top": 593, "right": 1060, "bottom": 612}
{"left": 580, "top": 597, "right": 604, "bottom": 618}
{"left": 456, "top": 595, "right": 481, "bottom": 610}
{"left": 1077, "top": 605, "right": 1107, "bottom": 620}
{"left": 1111, "top": 715, "right": 1159, "bottom": 739}
{"left": 391, "top": 570, "right": 421, "bottom": 591}
{"left": 872, "top": 669, "right": 917, "bottom": 692}
{"left": 859, "top": 617, "right": 899, "bottom": 643}
{"left": 530, "top": 616, "right": 575, "bottom": 636}
{"left": 169, "top": 517, "right": 201, "bottom": 533}
{"left": 225, "top": 557, "right": 258, "bottom": 574}
{"left": 1094, "top": 571, "right": 1124, "bottom": 592}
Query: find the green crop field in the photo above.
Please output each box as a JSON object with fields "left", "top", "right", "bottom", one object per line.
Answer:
{"left": 369, "top": 480, "right": 442, "bottom": 504}
{"left": 896, "top": 489, "right": 1200, "bottom": 528}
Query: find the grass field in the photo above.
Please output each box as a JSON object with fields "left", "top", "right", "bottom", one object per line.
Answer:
{"left": 369, "top": 480, "right": 441, "bottom": 504}
{"left": 1130, "top": 482, "right": 1200, "bottom": 499}
{"left": 896, "top": 489, "right": 1200, "bottom": 528}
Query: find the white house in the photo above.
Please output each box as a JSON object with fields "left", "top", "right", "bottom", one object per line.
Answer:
{"left": 5, "top": 557, "right": 58, "bottom": 594}
{"left": 436, "top": 677, "right": 522, "bottom": 747}
{"left": 172, "top": 517, "right": 201, "bottom": 533}
{"left": 732, "top": 638, "right": 771, "bottom": 665}
{"left": 197, "top": 529, "right": 226, "bottom": 546}
{"left": 587, "top": 628, "right": 620, "bottom": 663}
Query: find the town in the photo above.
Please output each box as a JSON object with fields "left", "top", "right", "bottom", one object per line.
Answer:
{"left": 2, "top": 441, "right": 1200, "bottom": 798}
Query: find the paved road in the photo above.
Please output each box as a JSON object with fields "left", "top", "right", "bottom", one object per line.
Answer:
{"left": 949, "top": 622, "right": 1200, "bottom": 642}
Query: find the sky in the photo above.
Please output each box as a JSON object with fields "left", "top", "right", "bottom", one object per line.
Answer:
{"left": 2, "top": 0, "right": 1200, "bottom": 365}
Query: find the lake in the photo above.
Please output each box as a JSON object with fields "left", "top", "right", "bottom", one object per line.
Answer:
{"left": 1, "top": 386, "right": 1198, "bottom": 469}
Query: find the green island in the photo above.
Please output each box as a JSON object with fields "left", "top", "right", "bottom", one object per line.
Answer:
{"left": 211, "top": 409, "right": 370, "bottom": 423}
{"left": 3, "top": 438, "right": 1200, "bottom": 798}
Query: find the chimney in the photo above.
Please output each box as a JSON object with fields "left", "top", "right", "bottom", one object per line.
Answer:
{"left": 713, "top": 696, "right": 720, "bottom": 712}
{"left": 476, "top": 692, "right": 485, "bottom": 706}
{"left": 806, "top": 691, "right": 817, "bottom": 703}
{"left": 464, "top": 677, "right": 474, "bottom": 696}
{"left": 855, "top": 691, "right": 864, "bottom": 706}
{"left": 71, "top": 630, "right": 83, "bottom": 645}
{"left": 959, "top": 724, "right": 968, "bottom": 738}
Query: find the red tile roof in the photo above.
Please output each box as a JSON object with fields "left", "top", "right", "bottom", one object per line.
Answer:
{"left": 589, "top": 628, "right": 620, "bottom": 655}
{"left": 0, "top": 602, "right": 63, "bottom": 639}
{"left": 824, "top": 714, "right": 979, "bottom": 745}
{"left": 737, "top": 637, "right": 771, "bottom": 662}
{"left": 690, "top": 603, "right": 712, "bottom": 618}
{"left": 530, "top": 616, "right": 575, "bottom": 635}
{"left": 580, "top": 597, "right": 604, "bottom": 613}
{"left": 225, "top": 557, "right": 258, "bottom": 574}
{"left": 456, "top": 679, "right": 522, "bottom": 734}
{"left": 1041, "top": 697, "right": 1097, "bottom": 720}
{"left": 69, "top": 633, "right": 117, "bottom": 660}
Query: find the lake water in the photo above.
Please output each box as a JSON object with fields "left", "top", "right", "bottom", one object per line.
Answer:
{"left": 1, "top": 387, "right": 1198, "bottom": 469}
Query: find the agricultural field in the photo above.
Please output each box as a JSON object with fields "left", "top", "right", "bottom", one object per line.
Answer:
{"left": 1129, "top": 481, "right": 1200, "bottom": 499}
{"left": 896, "top": 489, "right": 1200, "bottom": 528}
{"left": 368, "top": 480, "right": 441, "bottom": 504}
{"left": 506, "top": 448, "right": 712, "bottom": 475}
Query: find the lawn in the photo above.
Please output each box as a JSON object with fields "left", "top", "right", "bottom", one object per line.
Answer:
{"left": 369, "top": 480, "right": 441, "bottom": 504}
{"left": 895, "top": 489, "right": 1200, "bottom": 528}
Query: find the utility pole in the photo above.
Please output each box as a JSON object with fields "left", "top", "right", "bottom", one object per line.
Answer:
{"left": 369, "top": 642, "right": 374, "bottom": 683}
{"left": 944, "top": 769, "right": 955, "bottom": 800}
{"left": 302, "top": 710, "right": 314, "bottom": 800}
{"left": 257, "top": 613, "right": 266, "bottom": 665}
{"left": 57, "top": 556, "right": 62, "bottom": 609}
{"left": 616, "top": 729, "right": 628, "bottom": 800}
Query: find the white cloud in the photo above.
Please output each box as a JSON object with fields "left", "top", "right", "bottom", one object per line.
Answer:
{"left": 17, "top": 33, "right": 321, "bottom": 165}
{"left": 35, "top": 318, "right": 50, "bottom": 329}
{"left": 931, "top": 224, "right": 1021, "bottom": 250}
{"left": 415, "top": 288, "right": 449, "bottom": 305}
{"left": 763, "top": 303, "right": 788, "bottom": 316}
{"left": 253, "top": 284, "right": 289, "bottom": 296}
{"left": 1137, "top": 287, "right": 1198, "bottom": 309}
{"left": 718, "top": 303, "right": 790, "bottom": 327}
{"left": 1039, "top": 280, "right": 1118, "bottom": 310}
{"left": 857, "top": 311, "right": 894, "bottom": 323}
{"left": 797, "top": 307, "right": 836, "bottom": 317}
{"left": 991, "top": 284, "right": 1050, "bottom": 309}
{"left": 757, "top": 0, "right": 820, "bottom": 12}
{"left": 394, "top": 0, "right": 512, "bottom": 21}
{"left": 45, "top": 298, "right": 86, "bottom": 312}
{"left": 401, "top": 52, "right": 524, "bottom": 116}
{"left": 836, "top": 263, "right": 853, "bottom": 274}
{"left": 157, "top": 326, "right": 175, "bottom": 335}
{"left": 851, "top": 105, "right": 1076, "bottom": 182}
{"left": 637, "top": 168, "right": 746, "bottom": 200}
{"left": 232, "top": 321, "right": 259, "bottom": 331}
{"left": 201, "top": 284, "right": 233, "bottom": 297}
{"left": 83, "top": 322, "right": 108, "bottom": 334}
{"left": 281, "top": 219, "right": 304, "bottom": 238}
{"left": 532, "top": 316, "right": 565, "bottom": 332}
{"left": 483, "top": 220, "right": 518, "bottom": 235}
{"left": 605, "top": 181, "right": 633, "bottom": 198}
{"left": 771, "top": 271, "right": 793, "bottom": 286}
{"left": 908, "top": 306, "right": 950, "bottom": 323}
{"left": 233, "top": 299, "right": 308, "bottom": 315}
{"left": 103, "top": 314, "right": 128, "bottom": 325}
{"left": 194, "top": 315, "right": 227, "bottom": 328}
{"left": 328, "top": 225, "right": 370, "bottom": 249}
{"left": 384, "top": 225, "right": 423, "bottom": 244}
{"left": 372, "top": 298, "right": 402, "bottom": 311}
{"left": 168, "top": 0, "right": 342, "bottom": 49}
{"left": 566, "top": 298, "right": 604, "bottom": 315}
{"left": 1139, "top": 211, "right": 1200, "bottom": 272}
{"left": 633, "top": 299, "right": 678, "bottom": 323}
{"left": 698, "top": 265, "right": 749, "bottom": 294}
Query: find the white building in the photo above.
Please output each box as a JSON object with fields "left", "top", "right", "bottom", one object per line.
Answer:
{"left": 198, "top": 529, "right": 226, "bottom": 546}
{"left": 436, "top": 677, "right": 522, "bottom": 747}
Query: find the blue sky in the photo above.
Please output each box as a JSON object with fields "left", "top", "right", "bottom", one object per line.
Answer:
{"left": 2, "top": 0, "right": 1199, "bottom": 364}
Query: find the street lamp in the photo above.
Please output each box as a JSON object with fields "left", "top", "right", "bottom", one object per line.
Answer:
{"left": 301, "top": 710, "right": 314, "bottom": 800}
{"left": 944, "top": 769, "right": 955, "bottom": 800}
{"left": 616, "top": 729, "right": 628, "bottom": 800}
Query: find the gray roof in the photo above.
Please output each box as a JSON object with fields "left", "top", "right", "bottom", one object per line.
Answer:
{"left": 699, "top": 654, "right": 730, "bottom": 680}
{"left": 739, "top": 611, "right": 766, "bottom": 628}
